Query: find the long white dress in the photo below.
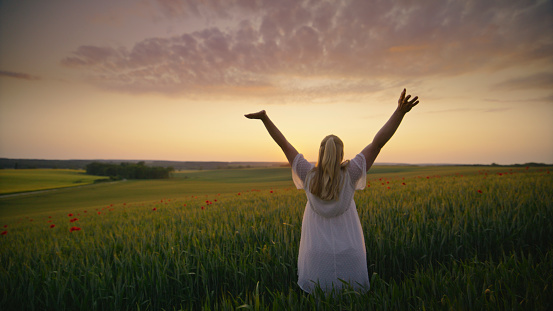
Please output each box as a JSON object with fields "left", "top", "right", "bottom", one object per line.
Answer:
{"left": 292, "top": 153, "right": 370, "bottom": 294}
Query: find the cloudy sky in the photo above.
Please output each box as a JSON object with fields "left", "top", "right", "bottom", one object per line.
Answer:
{"left": 1, "top": 0, "right": 552, "bottom": 164}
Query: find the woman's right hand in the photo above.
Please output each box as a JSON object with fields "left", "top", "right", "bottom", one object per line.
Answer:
{"left": 397, "top": 89, "right": 419, "bottom": 114}
{"left": 244, "top": 110, "right": 267, "bottom": 120}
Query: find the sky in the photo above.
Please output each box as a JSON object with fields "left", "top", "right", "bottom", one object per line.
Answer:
{"left": 1, "top": 0, "right": 552, "bottom": 165}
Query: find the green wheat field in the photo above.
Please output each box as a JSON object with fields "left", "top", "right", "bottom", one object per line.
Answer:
{"left": 1, "top": 166, "right": 552, "bottom": 310}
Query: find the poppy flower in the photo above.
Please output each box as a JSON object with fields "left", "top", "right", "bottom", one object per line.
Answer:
{"left": 237, "top": 193, "right": 241, "bottom": 195}
{"left": 270, "top": 191, "right": 273, "bottom": 193}
{"left": 98, "top": 212, "right": 101, "bottom": 215}
{"left": 1, "top": 231, "right": 6, "bottom": 235}
{"left": 50, "top": 224, "right": 55, "bottom": 228}
{"left": 69, "top": 226, "right": 81, "bottom": 232}
{"left": 183, "top": 204, "right": 187, "bottom": 207}
{"left": 387, "top": 187, "right": 391, "bottom": 189}
{"left": 402, "top": 182, "right": 406, "bottom": 186}
{"left": 68, "top": 213, "right": 73, "bottom": 217}
{"left": 70, "top": 218, "right": 78, "bottom": 223}
{"left": 477, "top": 190, "right": 483, "bottom": 193}
{"left": 152, "top": 208, "right": 157, "bottom": 211}
{"left": 3, "top": 225, "right": 6, "bottom": 228}
{"left": 201, "top": 206, "right": 205, "bottom": 210}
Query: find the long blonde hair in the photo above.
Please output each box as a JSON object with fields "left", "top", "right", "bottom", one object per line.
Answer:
{"left": 309, "top": 135, "right": 349, "bottom": 201}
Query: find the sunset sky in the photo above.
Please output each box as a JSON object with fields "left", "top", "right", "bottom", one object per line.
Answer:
{"left": 1, "top": 0, "right": 552, "bottom": 164}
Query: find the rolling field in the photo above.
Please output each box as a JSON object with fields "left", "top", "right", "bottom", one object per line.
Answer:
{"left": 1, "top": 166, "right": 552, "bottom": 310}
{"left": 0, "top": 169, "right": 104, "bottom": 195}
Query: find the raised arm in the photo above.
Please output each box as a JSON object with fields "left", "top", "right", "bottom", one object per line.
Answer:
{"left": 245, "top": 110, "right": 299, "bottom": 166}
{"left": 361, "top": 89, "right": 419, "bottom": 170}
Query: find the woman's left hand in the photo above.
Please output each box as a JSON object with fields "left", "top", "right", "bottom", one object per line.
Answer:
{"left": 245, "top": 110, "right": 267, "bottom": 120}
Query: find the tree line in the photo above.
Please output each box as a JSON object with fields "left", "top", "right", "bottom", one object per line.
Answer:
{"left": 85, "top": 162, "right": 174, "bottom": 179}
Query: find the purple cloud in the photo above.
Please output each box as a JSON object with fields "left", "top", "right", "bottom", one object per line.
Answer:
{"left": 494, "top": 73, "right": 553, "bottom": 90}
{"left": 61, "top": 0, "right": 553, "bottom": 96}
{"left": 0, "top": 70, "right": 40, "bottom": 81}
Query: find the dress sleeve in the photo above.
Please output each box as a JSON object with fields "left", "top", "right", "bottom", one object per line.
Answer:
{"left": 292, "top": 154, "right": 314, "bottom": 189}
{"left": 348, "top": 153, "right": 367, "bottom": 190}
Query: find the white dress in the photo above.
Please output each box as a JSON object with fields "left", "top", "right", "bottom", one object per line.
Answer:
{"left": 292, "top": 153, "right": 370, "bottom": 294}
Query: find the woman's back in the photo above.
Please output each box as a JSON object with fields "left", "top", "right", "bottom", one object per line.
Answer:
{"left": 292, "top": 152, "right": 369, "bottom": 293}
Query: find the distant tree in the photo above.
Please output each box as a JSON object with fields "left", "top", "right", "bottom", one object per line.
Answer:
{"left": 85, "top": 162, "right": 173, "bottom": 179}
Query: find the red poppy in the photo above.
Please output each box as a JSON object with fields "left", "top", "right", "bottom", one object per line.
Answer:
{"left": 50, "top": 224, "right": 55, "bottom": 228}
{"left": 1, "top": 231, "right": 6, "bottom": 235}
{"left": 48, "top": 220, "right": 52, "bottom": 223}
{"left": 68, "top": 213, "right": 73, "bottom": 217}
{"left": 214, "top": 200, "right": 217, "bottom": 202}
{"left": 201, "top": 206, "right": 205, "bottom": 210}
{"left": 237, "top": 193, "right": 241, "bottom": 195}
{"left": 98, "top": 212, "right": 101, "bottom": 215}
{"left": 3, "top": 225, "right": 6, "bottom": 228}
{"left": 84, "top": 211, "right": 87, "bottom": 213}
{"left": 69, "top": 226, "right": 81, "bottom": 232}
{"left": 70, "top": 218, "right": 78, "bottom": 223}
{"left": 387, "top": 187, "right": 391, "bottom": 189}
{"left": 477, "top": 190, "right": 483, "bottom": 194}
{"left": 183, "top": 204, "right": 187, "bottom": 207}
{"left": 152, "top": 208, "right": 157, "bottom": 211}
{"left": 402, "top": 182, "right": 406, "bottom": 186}
{"left": 270, "top": 191, "right": 273, "bottom": 193}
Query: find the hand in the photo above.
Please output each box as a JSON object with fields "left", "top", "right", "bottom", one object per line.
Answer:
{"left": 397, "top": 89, "right": 419, "bottom": 114}
{"left": 244, "top": 110, "right": 267, "bottom": 120}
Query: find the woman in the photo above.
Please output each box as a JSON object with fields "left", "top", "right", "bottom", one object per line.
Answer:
{"left": 245, "top": 89, "right": 419, "bottom": 294}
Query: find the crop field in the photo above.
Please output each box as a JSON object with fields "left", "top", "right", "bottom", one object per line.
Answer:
{"left": 0, "top": 169, "right": 103, "bottom": 195}
{"left": 1, "top": 166, "right": 552, "bottom": 310}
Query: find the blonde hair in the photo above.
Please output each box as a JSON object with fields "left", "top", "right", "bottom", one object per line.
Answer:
{"left": 309, "top": 135, "right": 349, "bottom": 201}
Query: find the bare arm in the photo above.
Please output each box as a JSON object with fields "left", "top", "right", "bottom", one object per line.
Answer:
{"left": 361, "top": 89, "right": 419, "bottom": 170}
{"left": 245, "top": 110, "right": 299, "bottom": 166}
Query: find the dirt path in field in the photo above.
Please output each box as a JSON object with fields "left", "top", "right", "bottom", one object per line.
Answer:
{"left": 0, "top": 180, "right": 126, "bottom": 199}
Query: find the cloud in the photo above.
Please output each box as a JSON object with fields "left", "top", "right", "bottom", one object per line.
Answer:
{"left": 0, "top": 70, "right": 40, "bottom": 81}
{"left": 494, "top": 72, "right": 553, "bottom": 90}
{"left": 61, "top": 0, "right": 553, "bottom": 97}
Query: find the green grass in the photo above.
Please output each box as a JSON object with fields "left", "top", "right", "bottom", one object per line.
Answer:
{"left": 1, "top": 166, "right": 552, "bottom": 310}
{"left": 0, "top": 169, "right": 104, "bottom": 195}
{"left": 0, "top": 168, "right": 295, "bottom": 218}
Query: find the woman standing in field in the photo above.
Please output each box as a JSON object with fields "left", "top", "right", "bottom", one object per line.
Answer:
{"left": 245, "top": 89, "right": 419, "bottom": 294}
